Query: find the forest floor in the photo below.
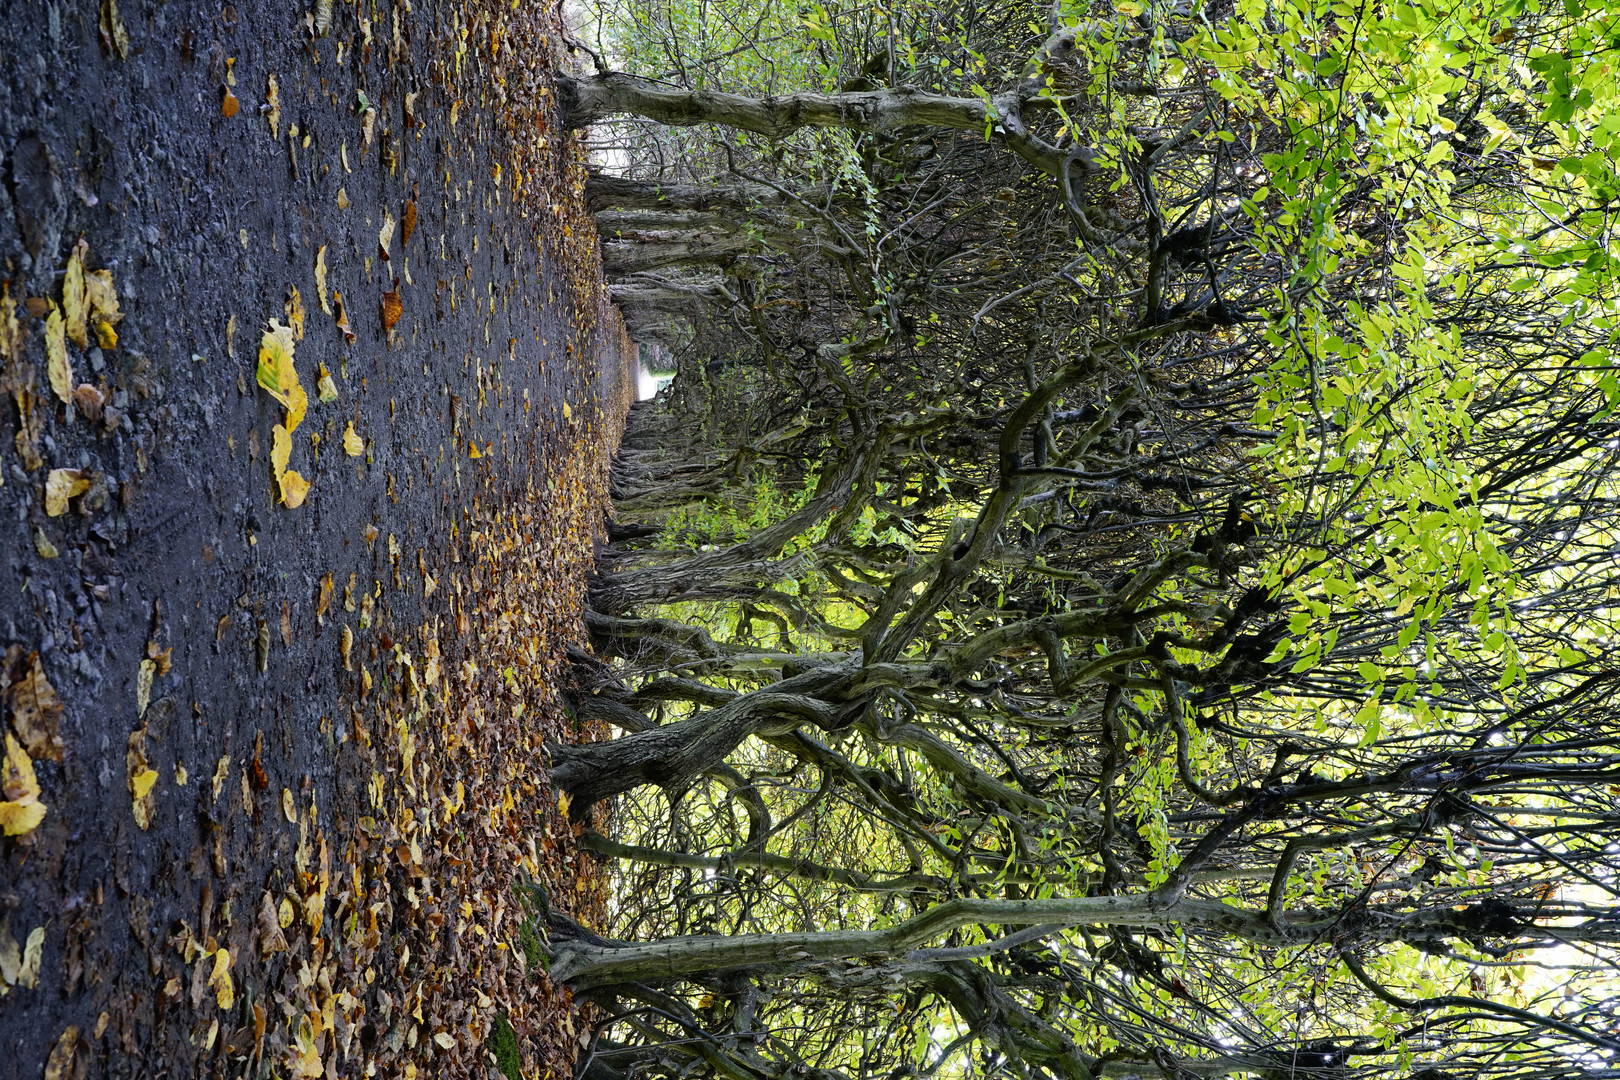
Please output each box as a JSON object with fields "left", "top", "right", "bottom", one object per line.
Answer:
{"left": 0, "top": 3, "right": 630, "bottom": 1078}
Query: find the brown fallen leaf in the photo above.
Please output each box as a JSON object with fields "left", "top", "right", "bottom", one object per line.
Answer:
{"left": 315, "top": 574, "right": 334, "bottom": 617}
{"left": 221, "top": 86, "right": 240, "bottom": 117}
{"left": 402, "top": 200, "right": 417, "bottom": 246}
{"left": 257, "top": 892, "right": 288, "bottom": 954}
{"left": 381, "top": 290, "right": 402, "bottom": 333}
{"left": 73, "top": 383, "right": 105, "bottom": 423}
{"left": 6, "top": 649, "right": 64, "bottom": 762}
{"left": 285, "top": 285, "right": 306, "bottom": 340}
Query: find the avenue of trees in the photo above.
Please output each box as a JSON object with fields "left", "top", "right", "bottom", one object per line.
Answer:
{"left": 543, "top": 1, "right": 1620, "bottom": 1078}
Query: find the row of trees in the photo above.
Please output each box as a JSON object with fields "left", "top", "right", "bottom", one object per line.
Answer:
{"left": 542, "top": 1, "right": 1620, "bottom": 1078}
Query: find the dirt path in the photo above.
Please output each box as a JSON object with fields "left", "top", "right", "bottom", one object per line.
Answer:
{"left": 0, "top": 3, "right": 630, "bottom": 1077}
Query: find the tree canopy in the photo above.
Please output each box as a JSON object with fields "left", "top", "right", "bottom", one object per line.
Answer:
{"left": 541, "top": 0, "right": 1620, "bottom": 1078}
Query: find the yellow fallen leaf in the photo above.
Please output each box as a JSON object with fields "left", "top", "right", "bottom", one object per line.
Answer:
{"left": 433, "top": 1033, "right": 455, "bottom": 1050}
{"left": 266, "top": 74, "right": 281, "bottom": 138}
{"left": 131, "top": 767, "right": 158, "bottom": 799}
{"left": 44, "top": 1025, "right": 79, "bottom": 1080}
{"left": 468, "top": 441, "right": 482, "bottom": 459}
{"left": 314, "top": 246, "right": 331, "bottom": 314}
{"left": 209, "top": 947, "right": 234, "bottom": 1009}
{"left": 32, "top": 529, "right": 58, "bottom": 559}
{"left": 285, "top": 285, "right": 306, "bottom": 340}
{"left": 3, "top": 734, "right": 41, "bottom": 804}
{"left": 44, "top": 468, "right": 89, "bottom": 516}
{"left": 0, "top": 799, "right": 45, "bottom": 836}
{"left": 62, "top": 239, "right": 89, "bottom": 348}
{"left": 563, "top": 401, "right": 572, "bottom": 421}
{"left": 281, "top": 470, "right": 310, "bottom": 508}
{"left": 336, "top": 187, "right": 350, "bottom": 210}
{"left": 99, "top": 0, "right": 129, "bottom": 58}
{"left": 85, "top": 268, "right": 121, "bottom": 326}
{"left": 136, "top": 657, "right": 155, "bottom": 716}
{"left": 18, "top": 926, "right": 43, "bottom": 989}
{"left": 271, "top": 423, "right": 291, "bottom": 477}
{"left": 316, "top": 364, "right": 338, "bottom": 403}
{"left": 257, "top": 320, "right": 306, "bottom": 431}
{"left": 378, "top": 211, "right": 396, "bottom": 260}
{"left": 45, "top": 305, "right": 72, "bottom": 404}
{"left": 175, "top": 764, "right": 188, "bottom": 786}
{"left": 343, "top": 423, "right": 363, "bottom": 456}
{"left": 93, "top": 319, "right": 118, "bottom": 350}
{"left": 211, "top": 756, "right": 230, "bottom": 802}
{"left": 282, "top": 788, "right": 296, "bottom": 823}
{"left": 278, "top": 897, "right": 294, "bottom": 929}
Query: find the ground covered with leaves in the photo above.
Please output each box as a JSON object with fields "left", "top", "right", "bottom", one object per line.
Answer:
{"left": 0, "top": 2, "right": 633, "bottom": 1077}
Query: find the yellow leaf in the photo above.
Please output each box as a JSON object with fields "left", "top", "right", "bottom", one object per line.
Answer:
{"left": 280, "top": 469, "right": 311, "bottom": 509}
{"left": 285, "top": 285, "right": 306, "bottom": 340}
{"left": 285, "top": 380, "right": 308, "bottom": 434}
{"left": 3, "top": 734, "right": 41, "bottom": 805}
{"left": 336, "top": 187, "right": 350, "bottom": 210}
{"left": 18, "top": 926, "right": 43, "bottom": 989}
{"left": 85, "top": 269, "right": 122, "bottom": 326}
{"left": 271, "top": 423, "right": 292, "bottom": 477}
{"left": 555, "top": 790, "right": 572, "bottom": 819}
{"left": 278, "top": 897, "right": 294, "bottom": 929}
{"left": 266, "top": 74, "right": 281, "bottom": 138}
{"left": 44, "top": 469, "right": 89, "bottom": 516}
{"left": 209, "top": 947, "right": 234, "bottom": 1010}
{"left": 99, "top": 0, "right": 130, "bottom": 58}
{"left": 256, "top": 321, "right": 304, "bottom": 431}
{"left": 93, "top": 320, "right": 118, "bottom": 350}
{"left": 378, "top": 212, "right": 396, "bottom": 259}
{"left": 433, "top": 1033, "right": 455, "bottom": 1050}
{"left": 45, "top": 305, "right": 72, "bottom": 404}
{"left": 314, "top": 245, "right": 331, "bottom": 314}
{"left": 132, "top": 767, "right": 158, "bottom": 799}
{"left": 136, "top": 657, "right": 155, "bottom": 717}
{"left": 0, "top": 801, "right": 45, "bottom": 837}
{"left": 62, "top": 239, "right": 89, "bottom": 348}
{"left": 316, "top": 364, "right": 338, "bottom": 403}
{"left": 43, "top": 1026, "right": 79, "bottom": 1080}
{"left": 468, "top": 441, "right": 482, "bottom": 459}
{"left": 343, "top": 423, "right": 364, "bottom": 456}
{"left": 282, "top": 788, "right": 296, "bottom": 823}
{"left": 563, "top": 401, "right": 572, "bottom": 421}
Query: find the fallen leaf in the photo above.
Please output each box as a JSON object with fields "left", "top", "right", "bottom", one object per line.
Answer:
{"left": 93, "top": 319, "right": 118, "bottom": 350}
{"left": 99, "top": 0, "right": 130, "bottom": 58}
{"left": 402, "top": 200, "right": 417, "bottom": 245}
{"left": 0, "top": 285, "right": 23, "bottom": 364}
{"left": 44, "top": 469, "right": 89, "bottom": 517}
{"left": 7, "top": 650, "right": 64, "bottom": 762}
{"left": 378, "top": 212, "right": 396, "bottom": 261}
{"left": 258, "top": 893, "right": 288, "bottom": 954}
{"left": 17, "top": 926, "right": 43, "bottom": 989}
{"left": 208, "top": 947, "right": 234, "bottom": 1009}
{"left": 282, "top": 788, "right": 296, "bottom": 823}
{"left": 333, "top": 291, "right": 355, "bottom": 343}
{"left": 280, "top": 602, "right": 292, "bottom": 647}
{"left": 266, "top": 74, "right": 281, "bottom": 138}
{"left": 278, "top": 897, "right": 294, "bottom": 929}
{"left": 340, "top": 626, "right": 354, "bottom": 670}
{"left": 433, "top": 1033, "right": 455, "bottom": 1050}
{"left": 285, "top": 285, "right": 306, "bottom": 340}
{"left": 175, "top": 763, "right": 188, "bottom": 786}
{"left": 0, "top": 920, "right": 18, "bottom": 984}
{"left": 221, "top": 87, "right": 240, "bottom": 117}
{"left": 131, "top": 767, "right": 158, "bottom": 799}
{"left": 272, "top": 424, "right": 312, "bottom": 508}
{"left": 336, "top": 187, "right": 350, "bottom": 210}
{"left": 31, "top": 529, "right": 57, "bottom": 560}
{"left": 136, "top": 657, "right": 155, "bottom": 717}
{"left": 0, "top": 734, "right": 46, "bottom": 837}
{"left": 62, "top": 239, "right": 89, "bottom": 348}
{"left": 381, "top": 291, "right": 402, "bottom": 333}
{"left": 45, "top": 305, "right": 73, "bottom": 405}
{"left": 127, "top": 727, "right": 155, "bottom": 830}
{"left": 316, "top": 364, "right": 338, "bottom": 403}
{"left": 85, "top": 268, "right": 121, "bottom": 327}
{"left": 314, "top": 246, "right": 331, "bottom": 314}
{"left": 211, "top": 756, "right": 230, "bottom": 802}
{"left": 73, "top": 383, "right": 105, "bottom": 422}
{"left": 343, "top": 423, "right": 364, "bottom": 456}
{"left": 43, "top": 1026, "right": 79, "bottom": 1080}
{"left": 315, "top": 574, "right": 334, "bottom": 617}
{"left": 256, "top": 320, "right": 307, "bottom": 432}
